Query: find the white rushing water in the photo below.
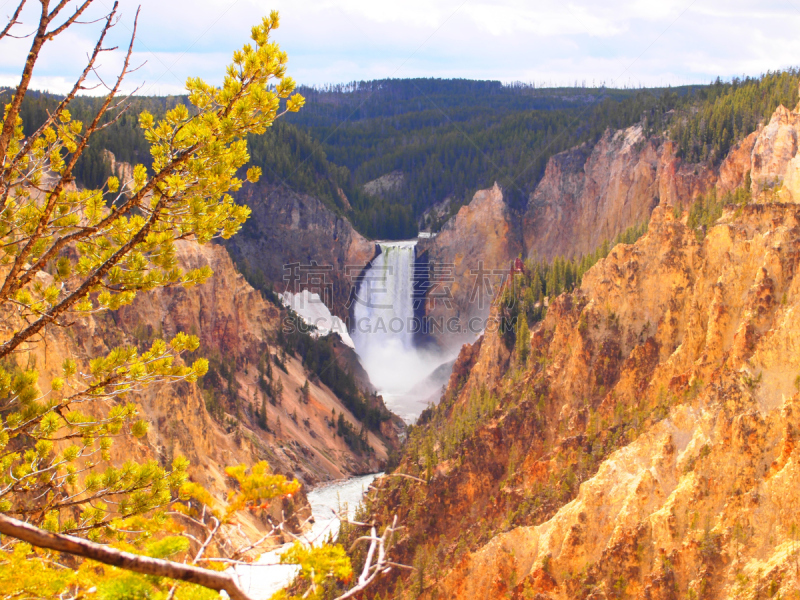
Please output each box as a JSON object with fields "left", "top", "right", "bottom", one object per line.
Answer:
{"left": 233, "top": 473, "right": 380, "bottom": 599}
{"left": 230, "top": 245, "right": 458, "bottom": 597}
{"left": 351, "top": 241, "right": 450, "bottom": 422}
{"left": 280, "top": 289, "right": 355, "bottom": 349}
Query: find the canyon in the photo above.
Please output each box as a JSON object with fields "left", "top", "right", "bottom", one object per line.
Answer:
{"left": 10, "top": 15, "right": 800, "bottom": 600}
{"left": 221, "top": 119, "right": 725, "bottom": 355}
{"left": 419, "top": 123, "right": 718, "bottom": 347}
{"left": 112, "top": 241, "right": 401, "bottom": 485}
{"left": 20, "top": 88, "right": 800, "bottom": 598}
{"left": 10, "top": 236, "right": 402, "bottom": 547}
{"left": 419, "top": 104, "right": 800, "bottom": 350}
{"left": 357, "top": 101, "right": 800, "bottom": 598}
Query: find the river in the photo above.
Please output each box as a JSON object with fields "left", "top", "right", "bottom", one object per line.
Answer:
{"left": 232, "top": 472, "right": 381, "bottom": 599}
{"left": 230, "top": 242, "right": 448, "bottom": 596}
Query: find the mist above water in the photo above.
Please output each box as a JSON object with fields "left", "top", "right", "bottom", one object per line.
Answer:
{"left": 352, "top": 241, "right": 454, "bottom": 423}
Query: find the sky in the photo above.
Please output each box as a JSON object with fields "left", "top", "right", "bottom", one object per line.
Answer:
{"left": 1, "top": 0, "right": 799, "bottom": 95}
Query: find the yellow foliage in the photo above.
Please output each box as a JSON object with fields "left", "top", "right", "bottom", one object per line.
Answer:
{"left": 0, "top": 8, "right": 378, "bottom": 600}
{"left": 224, "top": 461, "right": 301, "bottom": 515}
{"left": 277, "top": 542, "right": 354, "bottom": 600}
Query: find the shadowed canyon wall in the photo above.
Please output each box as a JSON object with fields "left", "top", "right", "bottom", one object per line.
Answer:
{"left": 226, "top": 181, "right": 377, "bottom": 320}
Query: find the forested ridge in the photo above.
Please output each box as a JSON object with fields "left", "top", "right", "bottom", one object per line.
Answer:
{"left": 13, "top": 91, "right": 185, "bottom": 189}
{"left": 6, "top": 69, "right": 799, "bottom": 241}
{"left": 286, "top": 81, "right": 694, "bottom": 237}
{"left": 669, "top": 70, "right": 800, "bottom": 163}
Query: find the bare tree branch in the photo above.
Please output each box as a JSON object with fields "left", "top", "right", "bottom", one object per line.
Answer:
{"left": 166, "top": 517, "right": 221, "bottom": 600}
{"left": 0, "top": 2, "right": 129, "bottom": 306}
{"left": 335, "top": 515, "right": 402, "bottom": 600}
{"left": 0, "top": 1, "right": 51, "bottom": 162}
{"left": 0, "top": 0, "right": 102, "bottom": 172}
{"left": 0, "top": 7, "right": 159, "bottom": 336}
{"left": 1, "top": 4, "right": 119, "bottom": 183}
{"left": 0, "top": 512, "right": 256, "bottom": 600}
{"left": 0, "top": 0, "right": 27, "bottom": 40}
{"left": 47, "top": 0, "right": 72, "bottom": 20}
{"left": 46, "top": 0, "right": 94, "bottom": 39}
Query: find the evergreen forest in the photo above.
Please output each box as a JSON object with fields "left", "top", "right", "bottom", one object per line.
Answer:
{"left": 6, "top": 69, "right": 798, "bottom": 240}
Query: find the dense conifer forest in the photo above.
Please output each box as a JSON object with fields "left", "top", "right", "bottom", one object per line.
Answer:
{"left": 6, "top": 69, "right": 798, "bottom": 240}
{"left": 285, "top": 81, "right": 692, "bottom": 237}
{"left": 669, "top": 70, "right": 800, "bottom": 163}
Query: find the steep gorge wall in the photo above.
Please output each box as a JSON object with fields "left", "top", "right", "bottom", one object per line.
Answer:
{"left": 420, "top": 105, "right": 800, "bottom": 348}
{"left": 419, "top": 183, "right": 522, "bottom": 347}
{"left": 365, "top": 103, "right": 800, "bottom": 599}
{"left": 523, "top": 125, "right": 713, "bottom": 259}
{"left": 75, "top": 155, "right": 401, "bottom": 487}
{"left": 112, "top": 242, "right": 397, "bottom": 484}
{"left": 420, "top": 124, "right": 716, "bottom": 348}
{"left": 227, "top": 182, "right": 377, "bottom": 319}
{"left": 418, "top": 203, "right": 800, "bottom": 599}
{"left": 18, "top": 240, "right": 400, "bottom": 544}
{"left": 372, "top": 203, "right": 800, "bottom": 599}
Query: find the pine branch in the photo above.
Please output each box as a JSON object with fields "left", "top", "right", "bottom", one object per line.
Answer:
{"left": 0, "top": 2, "right": 129, "bottom": 305}
{"left": 0, "top": 513, "right": 255, "bottom": 600}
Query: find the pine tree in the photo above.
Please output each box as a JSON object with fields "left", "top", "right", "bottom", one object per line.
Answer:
{"left": 0, "top": 5, "right": 383, "bottom": 600}
{"left": 516, "top": 316, "right": 530, "bottom": 364}
{"left": 259, "top": 393, "right": 268, "bottom": 430}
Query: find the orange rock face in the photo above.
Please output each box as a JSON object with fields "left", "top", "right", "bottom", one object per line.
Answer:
{"left": 718, "top": 103, "right": 800, "bottom": 203}
{"left": 366, "top": 105, "right": 800, "bottom": 600}
{"left": 373, "top": 203, "right": 800, "bottom": 599}
{"left": 421, "top": 125, "right": 716, "bottom": 350}
{"left": 717, "top": 132, "right": 758, "bottom": 195}
{"left": 420, "top": 183, "right": 522, "bottom": 349}
{"left": 523, "top": 126, "right": 712, "bottom": 261}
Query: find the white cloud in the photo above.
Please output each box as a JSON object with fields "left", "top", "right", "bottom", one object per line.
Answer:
{"left": 0, "top": 0, "right": 798, "bottom": 95}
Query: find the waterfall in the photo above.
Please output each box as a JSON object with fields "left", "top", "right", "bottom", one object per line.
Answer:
{"left": 353, "top": 241, "right": 417, "bottom": 349}
{"left": 352, "top": 241, "right": 439, "bottom": 422}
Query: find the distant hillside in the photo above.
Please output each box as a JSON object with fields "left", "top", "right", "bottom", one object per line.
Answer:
{"left": 287, "top": 80, "right": 694, "bottom": 236}
{"left": 8, "top": 71, "right": 799, "bottom": 240}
